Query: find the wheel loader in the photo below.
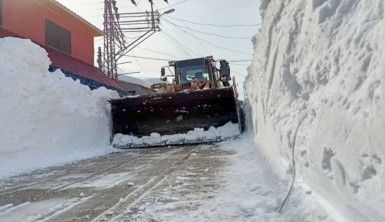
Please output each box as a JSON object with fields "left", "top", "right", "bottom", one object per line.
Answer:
{"left": 109, "top": 56, "right": 245, "bottom": 148}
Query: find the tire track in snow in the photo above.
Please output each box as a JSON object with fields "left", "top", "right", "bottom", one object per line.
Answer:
{"left": 91, "top": 176, "right": 167, "bottom": 222}
{"left": 0, "top": 150, "right": 157, "bottom": 209}
{"left": 91, "top": 150, "right": 196, "bottom": 222}
{"left": 0, "top": 156, "right": 125, "bottom": 196}
{"left": 0, "top": 202, "right": 31, "bottom": 217}
{"left": 0, "top": 147, "right": 197, "bottom": 221}
{"left": 0, "top": 150, "right": 158, "bottom": 196}
{"left": 45, "top": 147, "right": 189, "bottom": 221}
{"left": 53, "top": 148, "right": 181, "bottom": 191}
{"left": 37, "top": 196, "right": 93, "bottom": 222}
{"left": 48, "top": 153, "right": 152, "bottom": 191}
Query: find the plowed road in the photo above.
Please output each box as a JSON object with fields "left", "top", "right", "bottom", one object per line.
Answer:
{"left": 0, "top": 145, "right": 233, "bottom": 222}
{"left": 0, "top": 142, "right": 332, "bottom": 222}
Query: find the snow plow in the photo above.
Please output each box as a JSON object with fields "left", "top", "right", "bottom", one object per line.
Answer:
{"left": 109, "top": 56, "right": 245, "bottom": 148}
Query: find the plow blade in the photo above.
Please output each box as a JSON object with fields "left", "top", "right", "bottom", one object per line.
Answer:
{"left": 109, "top": 87, "right": 242, "bottom": 148}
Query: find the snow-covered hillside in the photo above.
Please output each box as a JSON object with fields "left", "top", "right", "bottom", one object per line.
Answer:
{"left": 0, "top": 38, "right": 118, "bottom": 177}
{"left": 245, "top": 0, "right": 385, "bottom": 221}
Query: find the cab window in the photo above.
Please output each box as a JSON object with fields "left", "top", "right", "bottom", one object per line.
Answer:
{"left": 179, "top": 65, "right": 209, "bottom": 84}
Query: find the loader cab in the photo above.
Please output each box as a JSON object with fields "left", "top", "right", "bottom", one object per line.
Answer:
{"left": 159, "top": 56, "right": 232, "bottom": 91}
{"left": 171, "top": 57, "right": 218, "bottom": 88}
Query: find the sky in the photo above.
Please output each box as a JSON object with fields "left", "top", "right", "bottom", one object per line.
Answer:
{"left": 57, "top": 0, "right": 261, "bottom": 97}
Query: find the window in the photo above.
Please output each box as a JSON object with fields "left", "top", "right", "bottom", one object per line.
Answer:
{"left": 179, "top": 65, "right": 209, "bottom": 84}
{"left": 45, "top": 20, "right": 71, "bottom": 54}
{"left": 0, "top": 0, "right": 3, "bottom": 26}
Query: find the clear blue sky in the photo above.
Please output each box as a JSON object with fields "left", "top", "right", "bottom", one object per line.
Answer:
{"left": 58, "top": 0, "right": 260, "bottom": 95}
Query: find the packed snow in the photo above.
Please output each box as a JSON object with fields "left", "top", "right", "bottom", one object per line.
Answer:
{"left": 66, "top": 172, "right": 135, "bottom": 189}
{"left": 164, "top": 136, "right": 332, "bottom": 222}
{"left": 245, "top": 0, "right": 385, "bottom": 221}
{"left": 113, "top": 122, "right": 240, "bottom": 148}
{"left": 0, "top": 135, "right": 332, "bottom": 221}
{"left": 105, "top": 136, "right": 332, "bottom": 222}
{"left": 0, "top": 197, "right": 92, "bottom": 222}
{"left": 0, "top": 37, "right": 118, "bottom": 178}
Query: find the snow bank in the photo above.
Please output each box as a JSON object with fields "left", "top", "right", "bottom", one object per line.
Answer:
{"left": 113, "top": 122, "right": 240, "bottom": 148}
{"left": 0, "top": 37, "right": 119, "bottom": 178}
{"left": 246, "top": 0, "right": 385, "bottom": 221}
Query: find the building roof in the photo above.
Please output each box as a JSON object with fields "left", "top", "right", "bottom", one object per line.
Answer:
{"left": 46, "top": 46, "right": 125, "bottom": 91}
{"left": 0, "top": 27, "right": 124, "bottom": 91}
{"left": 38, "top": 0, "right": 103, "bottom": 37}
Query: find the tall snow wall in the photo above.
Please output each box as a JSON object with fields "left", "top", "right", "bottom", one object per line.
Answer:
{"left": 0, "top": 38, "right": 118, "bottom": 177}
{"left": 245, "top": 0, "right": 385, "bottom": 221}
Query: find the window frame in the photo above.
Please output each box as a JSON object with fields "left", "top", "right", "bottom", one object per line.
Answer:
{"left": 45, "top": 19, "right": 72, "bottom": 54}
{"left": 0, "top": 0, "right": 3, "bottom": 26}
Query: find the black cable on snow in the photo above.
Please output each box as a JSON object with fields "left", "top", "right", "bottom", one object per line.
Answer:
{"left": 278, "top": 114, "right": 308, "bottom": 213}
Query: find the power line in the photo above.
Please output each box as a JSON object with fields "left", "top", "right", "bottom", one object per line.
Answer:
{"left": 158, "top": 0, "right": 189, "bottom": 10}
{"left": 160, "top": 23, "right": 206, "bottom": 57}
{"left": 163, "top": 21, "right": 251, "bottom": 40}
{"left": 164, "top": 20, "right": 252, "bottom": 55}
{"left": 160, "top": 29, "right": 194, "bottom": 58}
{"left": 129, "top": 52, "right": 152, "bottom": 79}
{"left": 137, "top": 46, "right": 178, "bottom": 58}
{"left": 123, "top": 54, "right": 172, "bottom": 61}
{"left": 123, "top": 55, "right": 250, "bottom": 66}
{"left": 165, "top": 15, "right": 211, "bottom": 56}
{"left": 166, "top": 16, "right": 260, "bottom": 27}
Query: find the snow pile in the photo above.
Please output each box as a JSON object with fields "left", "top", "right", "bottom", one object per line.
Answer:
{"left": 246, "top": 0, "right": 385, "bottom": 221}
{"left": 113, "top": 122, "right": 240, "bottom": 148}
{"left": 0, "top": 37, "right": 119, "bottom": 178}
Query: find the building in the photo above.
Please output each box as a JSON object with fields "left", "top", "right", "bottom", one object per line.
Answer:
{"left": 0, "top": 0, "right": 152, "bottom": 95}
{"left": 118, "top": 80, "right": 156, "bottom": 95}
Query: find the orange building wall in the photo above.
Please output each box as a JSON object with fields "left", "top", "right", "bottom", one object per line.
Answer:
{"left": 1, "top": 0, "right": 95, "bottom": 65}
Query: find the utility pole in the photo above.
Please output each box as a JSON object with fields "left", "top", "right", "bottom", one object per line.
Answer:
{"left": 103, "top": 0, "right": 171, "bottom": 80}
{"left": 103, "top": 0, "right": 124, "bottom": 79}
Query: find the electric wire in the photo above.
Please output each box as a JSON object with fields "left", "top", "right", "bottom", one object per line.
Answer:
{"left": 160, "top": 30, "right": 194, "bottom": 58}
{"left": 121, "top": 54, "right": 251, "bottom": 65}
{"left": 137, "top": 46, "right": 179, "bottom": 58}
{"left": 131, "top": 53, "right": 152, "bottom": 79}
{"left": 158, "top": 0, "right": 189, "bottom": 10}
{"left": 123, "top": 54, "right": 172, "bottom": 61}
{"left": 166, "top": 16, "right": 260, "bottom": 27}
{"left": 160, "top": 24, "right": 210, "bottom": 57}
{"left": 163, "top": 21, "right": 251, "bottom": 40}
{"left": 164, "top": 19, "right": 252, "bottom": 55}
{"left": 160, "top": 24, "right": 201, "bottom": 57}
